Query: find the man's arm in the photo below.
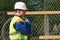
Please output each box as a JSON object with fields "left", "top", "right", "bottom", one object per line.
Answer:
{"left": 13, "top": 21, "right": 31, "bottom": 34}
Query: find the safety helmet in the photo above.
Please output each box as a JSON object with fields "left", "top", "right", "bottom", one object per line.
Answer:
{"left": 14, "top": 2, "right": 27, "bottom": 10}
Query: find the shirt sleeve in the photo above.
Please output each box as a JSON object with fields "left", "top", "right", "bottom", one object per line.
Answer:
{"left": 13, "top": 22, "right": 31, "bottom": 33}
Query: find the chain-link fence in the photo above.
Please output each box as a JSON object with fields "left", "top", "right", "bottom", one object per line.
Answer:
{"left": 0, "top": 11, "right": 13, "bottom": 40}
{"left": 0, "top": 0, "right": 60, "bottom": 40}
{"left": 0, "top": 11, "right": 60, "bottom": 40}
{"left": 0, "top": 0, "right": 60, "bottom": 11}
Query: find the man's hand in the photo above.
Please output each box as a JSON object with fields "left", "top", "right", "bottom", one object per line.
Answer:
{"left": 25, "top": 18, "right": 30, "bottom": 23}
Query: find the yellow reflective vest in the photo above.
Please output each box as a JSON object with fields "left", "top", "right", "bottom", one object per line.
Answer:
{"left": 9, "top": 16, "right": 28, "bottom": 40}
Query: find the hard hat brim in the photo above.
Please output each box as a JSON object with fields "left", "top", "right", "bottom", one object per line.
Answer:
{"left": 14, "top": 8, "right": 28, "bottom": 10}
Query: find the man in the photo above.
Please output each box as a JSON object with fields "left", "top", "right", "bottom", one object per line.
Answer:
{"left": 9, "top": 2, "right": 31, "bottom": 40}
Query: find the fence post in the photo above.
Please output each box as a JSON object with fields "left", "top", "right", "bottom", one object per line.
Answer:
{"left": 44, "top": 14, "right": 49, "bottom": 35}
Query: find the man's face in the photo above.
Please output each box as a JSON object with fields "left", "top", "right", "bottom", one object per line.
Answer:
{"left": 18, "top": 10, "right": 26, "bottom": 16}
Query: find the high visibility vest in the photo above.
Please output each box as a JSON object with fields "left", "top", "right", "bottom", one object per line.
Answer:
{"left": 9, "top": 16, "right": 28, "bottom": 40}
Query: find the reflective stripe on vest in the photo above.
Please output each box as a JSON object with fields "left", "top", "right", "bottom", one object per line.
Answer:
{"left": 9, "top": 16, "right": 28, "bottom": 40}
{"left": 10, "top": 32, "right": 19, "bottom": 35}
{"left": 11, "top": 39, "right": 27, "bottom": 40}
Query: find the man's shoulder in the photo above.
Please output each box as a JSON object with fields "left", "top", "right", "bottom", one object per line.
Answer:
{"left": 13, "top": 16, "right": 24, "bottom": 22}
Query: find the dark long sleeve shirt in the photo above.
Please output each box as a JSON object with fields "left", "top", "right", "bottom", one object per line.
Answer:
{"left": 13, "top": 21, "right": 31, "bottom": 34}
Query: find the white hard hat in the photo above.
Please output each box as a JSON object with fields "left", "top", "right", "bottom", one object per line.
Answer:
{"left": 14, "top": 2, "right": 27, "bottom": 10}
